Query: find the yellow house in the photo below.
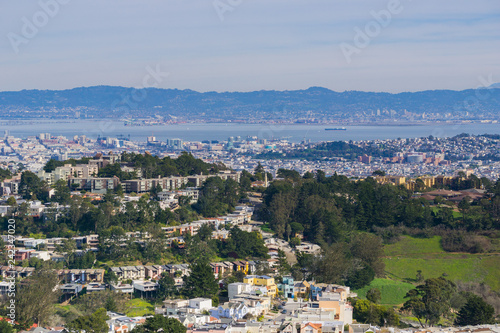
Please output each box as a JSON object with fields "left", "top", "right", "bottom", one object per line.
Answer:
{"left": 233, "top": 261, "right": 249, "bottom": 275}
{"left": 294, "top": 280, "right": 310, "bottom": 298}
{"left": 374, "top": 175, "right": 406, "bottom": 186}
{"left": 244, "top": 275, "right": 278, "bottom": 297}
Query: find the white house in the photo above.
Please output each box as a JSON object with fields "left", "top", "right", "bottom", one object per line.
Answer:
{"left": 228, "top": 282, "right": 251, "bottom": 300}
{"left": 188, "top": 298, "right": 213, "bottom": 313}
{"left": 133, "top": 280, "right": 158, "bottom": 297}
{"left": 23, "top": 238, "right": 46, "bottom": 249}
{"left": 29, "top": 251, "right": 51, "bottom": 261}
{"left": 110, "top": 283, "right": 134, "bottom": 294}
{"left": 210, "top": 301, "right": 249, "bottom": 320}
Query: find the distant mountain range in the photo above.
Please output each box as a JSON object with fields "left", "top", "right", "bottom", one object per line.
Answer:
{"left": 0, "top": 85, "right": 499, "bottom": 120}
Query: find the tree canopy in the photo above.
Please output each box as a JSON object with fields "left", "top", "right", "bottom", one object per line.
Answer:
{"left": 455, "top": 294, "right": 495, "bottom": 326}
{"left": 182, "top": 261, "right": 218, "bottom": 300}
{"left": 403, "top": 277, "right": 456, "bottom": 327}
{"left": 131, "top": 314, "right": 186, "bottom": 333}
{"left": 65, "top": 308, "right": 109, "bottom": 333}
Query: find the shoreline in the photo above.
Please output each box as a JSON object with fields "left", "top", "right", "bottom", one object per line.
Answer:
{"left": 0, "top": 119, "right": 497, "bottom": 127}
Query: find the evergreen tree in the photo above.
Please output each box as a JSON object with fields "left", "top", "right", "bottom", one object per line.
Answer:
{"left": 182, "top": 261, "right": 218, "bottom": 299}
{"left": 156, "top": 272, "right": 178, "bottom": 301}
{"left": 131, "top": 315, "right": 186, "bottom": 333}
{"left": 455, "top": 294, "right": 495, "bottom": 326}
{"left": 0, "top": 320, "right": 14, "bottom": 333}
{"left": 403, "top": 277, "right": 456, "bottom": 327}
{"left": 66, "top": 308, "right": 109, "bottom": 333}
{"left": 366, "top": 288, "right": 381, "bottom": 304}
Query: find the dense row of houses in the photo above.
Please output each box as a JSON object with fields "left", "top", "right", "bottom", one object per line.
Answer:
{"left": 0, "top": 153, "right": 241, "bottom": 195}
{"left": 109, "top": 261, "right": 267, "bottom": 283}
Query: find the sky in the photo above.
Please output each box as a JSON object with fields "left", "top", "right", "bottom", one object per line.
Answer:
{"left": 0, "top": 0, "right": 499, "bottom": 93}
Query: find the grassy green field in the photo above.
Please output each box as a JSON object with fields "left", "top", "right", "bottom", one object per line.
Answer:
{"left": 431, "top": 207, "right": 462, "bottom": 219}
{"left": 126, "top": 298, "right": 155, "bottom": 317}
{"left": 384, "top": 236, "right": 443, "bottom": 256}
{"left": 354, "top": 278, "right": 414, "bottom": 306}
{"left": 356, "top": 236, "right": 500, "bottom": 308}
{"left": 383, "top": 236, "right": 500, "bottom": 292}
{"left": 54, "top": 304, "right": 85, "bottom": 323}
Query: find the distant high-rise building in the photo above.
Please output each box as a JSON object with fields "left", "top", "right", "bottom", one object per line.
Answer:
{"left": 406, "top": 153, "right": 424, "bottom": 164}
{"left": 166, "top": 138, "right": 183, "bottom": 150}
{"left": 357, "top": 155, "right": 372, "bottom": 164}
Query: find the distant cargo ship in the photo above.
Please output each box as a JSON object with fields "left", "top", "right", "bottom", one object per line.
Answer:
{"left": 325, "top": 127, "right": 347, "bottom": 131}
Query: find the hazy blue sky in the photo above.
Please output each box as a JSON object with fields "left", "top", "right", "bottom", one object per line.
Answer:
{"left": 1, "top": 0, "right": 499, "bottom": 92}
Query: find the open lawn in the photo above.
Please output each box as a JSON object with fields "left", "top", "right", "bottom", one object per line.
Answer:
{"left": 384, "top": 236, "right": 443, "bottom": 257}
{"left": 383, "top": 236, "right": 500, "bottom": 292}
{"left": 431, "top": 207, "right": 462, "bottom": 219}
{"left": 126, "top": 298, "right": 155, "bottom": 317}
{"left": 354, "top": 278, "right": 414, "bottom": 306}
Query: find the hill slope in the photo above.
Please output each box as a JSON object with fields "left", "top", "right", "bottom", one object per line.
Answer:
{"left": 1, "top": 86, "right": 499, "bottom": 120}
{"left": 383, "top": 236, "right": 500, "bottom": 292}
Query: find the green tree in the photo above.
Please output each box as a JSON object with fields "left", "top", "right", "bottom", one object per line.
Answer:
{"left": 415, "top": 178, "right": 426, "bottom": 192}
{"left": 6, "top": 196, "right": 17, "bottom": 206}
{"left": 156, "top": 272, "right": 178, "bottom": 301}
{"left": 277, "top": 169, "right": 301, "bottom": 182}
{"left": 182, "top": 261, "right": 218, "bottom": 299}
{"left": 308, "top": 243, "right": 351, "bottom": 284}
{"left": 277, "top": 249, "right": 291, "bottom": 276}
{"left": 43, "top": 159, "right": 65, "bottom": 172}
{"left": 193, "top": 177, "right": 239, "bottom": 217}
{"left": 346, "top": 265, "right": 375, "bottom": 289}
{"left": 458, "top": 198, "right": 471, "bottom": 223}
{"left": 383, "top": 307, "right": 400, "bottom": 327}
{"left": 416, "top": 270, "right": 424, "bottom": 282}
{"left": 52, "top": 179, "right": 71, "bottom": 204}
{"left": 255, "top": 162, "right": 265, "bottom": 174}
{"left": 56, "top": 239, "right": 77, "bottom": 267}
{"left": 372, "top": 170, "right": 386, "bottom": 177}
{"left": 131, "top": 314, "right": 186, "bottom": 333}
{"left": 350, "top": 233, "right": 385, "bottom": 276}
{"left": 104, "top": 270, "right": 118, "bottom": 285}
{"left": 353, "top": 299, "right": 399, "bottom": 327}
{"left": 221, "top": 227, "right": 269, "bottom": 259}
{"left": 196, "top": 223, "right": 214, "bottom": 242}
{"left": 0, "top": 167, "right": 12, "bottom": 182}
{"left": 15, "top": 268, "right": 60, "bottom": 328}
{"left": 353, "top": 299, "right": 383, "bottom": 326}
{"left": 66, "top": 308, "right": 109, "bottom": 333}
{"left": 289, "top": 222, "right": 304, "bottom": 236}
{"left": 72, "top": 290, "right": 129, "bottom": 315}
{"left": 455, "top": 294, "right": 495, "bottom": 326}
{"left": 19, "top": 171, "right": 46, "bottom": 200}
{"left": 366, "top": 288, "right": 381, "bottom": 304}
{"left": 289, "top": 237, "right": 301, "bottom": 247}
{"left": 403, "top": 277, "right": 456, "bottom": 327}
{"left": 0, "top": 320, "right": 14, "bottom": 333}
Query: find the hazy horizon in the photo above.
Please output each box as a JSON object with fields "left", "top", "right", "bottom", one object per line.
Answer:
{"left": 1, "top": 83, "right": 500, "bottom": 95}
{"left": 1, "top": 0, "right": 499, "bottom": 93}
